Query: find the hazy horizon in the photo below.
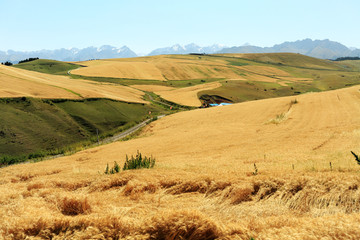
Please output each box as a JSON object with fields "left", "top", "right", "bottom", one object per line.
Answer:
{"left": 0, "top": 38, "right": 355, "bottom": 56}
{"left": 1, "top": 0, "right": 359, "bottom": 54}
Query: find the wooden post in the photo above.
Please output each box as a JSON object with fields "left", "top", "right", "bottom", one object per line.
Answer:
{"left": 96, "top": 129, "right": 99, "bottom": 145}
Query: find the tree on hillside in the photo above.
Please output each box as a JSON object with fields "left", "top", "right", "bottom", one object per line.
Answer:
{"left": 18, "top": 57, "right": 39, "bottom": 64}
{"left": 334, "top": 57, "right": 360, "bottom": 61}
{"left": 3, "top": 61, "right": 13, "bottom": 66}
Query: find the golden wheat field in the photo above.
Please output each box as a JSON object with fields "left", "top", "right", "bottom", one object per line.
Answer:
{"left": 217, "top": 53, "right": 346, "bottom": 70}
{"left": 0, "top": 65, "right": 146, "bottom": 103}
{"left": 153, "top": 82, "right": 222, "bottom": 107}
{"left": 2, "top": 83, "right": 360, "bottom": 239}
{"left": 131, "top": 85, "right": 176, "bottom": 92}
{"left": 72, "top": 55, "right": 244, "bottom": 81}
{"left": 70, "top": 54, "right": 313, "bottom": 85}
{"left": 132, "top": 82, "right": 222, "bottom": 107}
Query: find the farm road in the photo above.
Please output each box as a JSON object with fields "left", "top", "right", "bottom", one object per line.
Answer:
{"left": 43, "top": 115, "right": 165, "bottom": 162}
{"left": 101, "top": 115, "right": 165, "bottom": 144}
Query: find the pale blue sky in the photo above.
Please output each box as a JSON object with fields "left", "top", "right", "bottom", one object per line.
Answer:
{"left": 1, "top": 0, "right": 359, "bottom": 54}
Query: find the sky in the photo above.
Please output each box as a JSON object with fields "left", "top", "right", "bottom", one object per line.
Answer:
{"left": 1, "top": 0, "right": 360, "bottom": 54}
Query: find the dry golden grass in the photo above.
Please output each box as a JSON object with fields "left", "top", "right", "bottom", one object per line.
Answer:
{"left": 2, "top": 85, "right": 360, "bottom": 238}
{"left": 278, "top": 76, "right": 313, "bottom": 82}
{"left": 57, "top": 196, "right": 92, "bottom": 216}
{"left": 241, "top": 73, "right": 280, "bottom": 83}
{"left": 155, "top": 81, "right": 222, "bottom": 106}
{"left": 217, "top": 52, "right": 344, "bottom": 70}
{"left": 0, "top": 65, "right": 146, "bottom": 103}
{"left": 73, "top": 60, "right": 167, "bottom": 80}
{"left": 71, "top": 55, "right": 316, "bottom": 92}
{"left": 0, "top": 65, "right": 78, "bottom": 99}
{"left": 72, "top": 55, "right": 298, "bottom": 82}
{"left": 154, "top": 60, "right": 246, "bottom": 81}
{"left": 131, "top": 84, "right": 176, "bottom": 92}
{"left": 239, "top": 65, "right": 291, "bottom": 77}
{"left": 131, "top": 83, "right": 222, "bottom": 107}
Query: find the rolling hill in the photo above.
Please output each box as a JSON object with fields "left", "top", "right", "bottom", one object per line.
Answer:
{"left": 69, "top": 53, "right": 360, "bottom": 106}
{"left": 219, "top": 38, "right": 360, "bottom": 59}
{"left": 6, "top": 53, "right": 360, "bottom": 109}
{"left": 0, "top": 64, "right": 146, "bottom": 102}
{"left": 0, "top": 64, "right": 168, "bottom": 161}
{"left": 0, "top": 98, "right": 164, "bottom": 160}
{"left": 1, "top": 53, "right": 360, "bottom": 238}
{"left": 2, "top": 84, "right": 360, "bottom": 238}
{"left": 12, "top": 59, "right": 81, "bottom": 75}
{"left": 72, "top": 53, "right": 339, "bottom": 81}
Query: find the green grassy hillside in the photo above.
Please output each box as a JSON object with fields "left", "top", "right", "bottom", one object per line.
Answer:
{"left": 54, "top": 99, "right": 159, "bottom": 134}
{"left": 199, "top": 80, "right": 287, "bottom": 103}
{"left": 198, "top": 55, "right": 360, "bottom": 104}
{"left": 199, "top": 69, "right": 360, "bottom": 104}
{"left": 12, "top": 59, "right": 81, "bottom": 75}
{"left": 217, "top": 53, "right": 348, "bottom": 70}
{"left": 338, "top": 60, "right": 360, "bottom": 71}
{"left": 0, "top": 98, "right": 87, "bottom": 158}
{"left": 0, "top": 98, "right": 164, "bottom": 165}
{"left": 65, "top": 53, "right": 360, "bottom": 106}
{"left": 3, "top": 53, "right": 360, "bottom": 164}
{"left": 8, "top": 54, "right": 360, "bottom": 107}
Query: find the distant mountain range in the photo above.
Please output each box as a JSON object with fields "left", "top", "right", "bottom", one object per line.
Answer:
{"left": 0, "top": 45, "right": 137, "bottom": 63}
{"left": 1, "top": 39, "right": 360, "bottom": 63}
{"left": 147, "top": 43, "right": 225, "bottom": 56}
{"left": 219, "top": 39, "right": 360, "bottom": 60}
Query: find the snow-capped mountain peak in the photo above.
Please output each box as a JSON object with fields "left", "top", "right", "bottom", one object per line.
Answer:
{"left": 148, "top": 43, "right": 226, "bottom": 56}
{"left": 0, "top": 45, "right": 137, "bottom": 62}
